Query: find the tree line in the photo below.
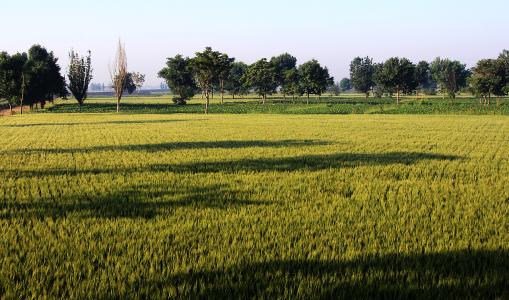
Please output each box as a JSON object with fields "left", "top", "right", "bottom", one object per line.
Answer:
{"left": 2, "top": 44, "right": 509, "bottom": 115}
{"left": 0, "top": 42, "right": 146, "bottom": 114}
{"left": 158, "top": 48, "right": 333, "bottom": 113}
{"left": 350, "top": 51, "right": 509, "bottom": 105}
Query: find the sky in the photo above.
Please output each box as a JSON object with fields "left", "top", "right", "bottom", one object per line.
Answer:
{"left": 1, "top": 0, "right": 508, "bottom": 87}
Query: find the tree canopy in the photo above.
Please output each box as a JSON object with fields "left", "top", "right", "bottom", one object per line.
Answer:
{"left": 224, "top": 62, "right": 248, "bottom": 99}
{"left": 430, "top": 58, "right": 469, "bottom": 99}
{"left": 242, "top": 58, "right": 277, "bottom": 104}
{"left": 158, "top": 55, "right": 197, "bottom": 105}
{"left": 374, "top": 57, "right": 417, "bottom": 104}
{"left": 67, "top": 50, "right": 93, "bottom": 109}
{"left": 350, "top": 57, "right": 374, "bottom": 100}
{"left": 298, "top": 59, "right": 333, "bottom": 103}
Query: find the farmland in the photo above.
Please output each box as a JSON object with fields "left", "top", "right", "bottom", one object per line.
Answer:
{"left": 0, "top": 113, "right": 508, "bottom": 298}
{"left": 44, "top": 95, "right": 509, "bottom": 115}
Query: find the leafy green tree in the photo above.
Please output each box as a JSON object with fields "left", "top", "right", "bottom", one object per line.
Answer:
{"left": 339, "top": 78, "right": 351, "bottom": 92}
{"left": 224, "top": 62, "right": 248, "bottom": 99}
{"left": 158, "top": 55, "right": 197, "bottom": 105}
{"left": 242, "top": 58, "right": 277, "bottom": 104}
{"left": 131, "top": 72, "right": 145, "bottom": 94}
{"left": 67, "top": 50, "right": 93, "bottom": 111}
{"left": 415, "top": 61, "right": 436, "bottom": 95}
{"left": 23, "top": 45, "right": 67, "bottom": 110}
{"left": 497, "top": 50, "right": 509, "bottom": 95}
{"left": 430, "top": 58, "right": 469, "bottom": 99}
{"left": 374, "top": 57, "right": 417, "bottom": 104}
{"left": 0, "top": 52, "right": 27, "bottom": 115}
{"left": 270, "top": 53, "right": 297, "bottom": 98}
{"left": 123, "top": 73, "right": 137, "bottom": 95}
{"left": 350, "top": 57, "right": 374, "bottom": 100}
{"left": 281, "top": 68, "right": 301, "bottom": 101}
{"left": 468, "top": 59, "right": 505, "bottom": 105}
{"left": 327, "top": 81, "right": 341, "bottom": 97}
{"left": 298, "top": 59, "right": 333, "bottom": 104}
{"left": 190, "top": 47, "right": 223, "bottom": 113}
{"left": 215, "top": 53, "right": 234, "bottom": 104}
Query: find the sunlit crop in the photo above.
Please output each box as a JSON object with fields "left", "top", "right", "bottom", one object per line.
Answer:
{"left": 0, "top": 113, "right": 508, "bottom": 298}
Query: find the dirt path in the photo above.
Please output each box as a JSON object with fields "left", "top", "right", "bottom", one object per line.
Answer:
{"left": 0, "top": 105, "right": 30, "bottom": 116}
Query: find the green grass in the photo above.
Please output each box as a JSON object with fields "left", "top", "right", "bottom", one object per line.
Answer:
{"left": 41, "top": 95, "right": 509, "bottom": 115}
{"left": 0, "top": 113, "right": 508, "bottom": 298}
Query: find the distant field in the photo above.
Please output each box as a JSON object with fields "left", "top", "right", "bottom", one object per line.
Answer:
{"left": 35, "top": 94, "right": 509, "bottom": 115}
{"left": 0, "top": 113, "right": 508, "bottom": 298}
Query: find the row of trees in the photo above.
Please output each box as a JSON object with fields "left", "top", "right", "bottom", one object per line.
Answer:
{"left": 349, "top": 51, "right": 509, "bottom": 105}
{"left": 0, "top": 42, "right": 147, "bottom": 114}
{"left": 2, "top": 44, "right": 509, "bottom": 115}
{"left": 159, "top": 48, "right": 333, "bottom": 112}
{"left": 0, "top": 45, "right": 67, "bottom": 114}
{"left": 349, "top": 57, "right": 469, "bottom": 103}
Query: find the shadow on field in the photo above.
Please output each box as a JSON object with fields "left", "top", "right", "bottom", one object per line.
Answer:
{"left": 133, "top": 249, "right": 509, "bottom": 299}
{"left": 0, "top": 184, "right": 266, "bottom": 219}
{"left": 1, "top": 119, "right": 198, "bottom": 127}
{"left": 6, "top": 139, "right": 329, "bottom": 154}
{"left": 1, "top": 152, "right": 462, "bottom": 178}
{"left": 148, "top": 152, "right": 462, "bottom": 173}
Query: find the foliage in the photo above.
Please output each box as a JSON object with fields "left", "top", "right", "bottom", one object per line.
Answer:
{"left": 415, "top": 61, "right": 436, "bottom": 95}
{"left": 350, "top": 57, "right": 374, "bottom": 99}
{"left": 468, "top": 59, "right": 505, "bottom": 102}
{"left": 215, "top": 53, "right": 235, "bottom": 103}
{"left": 270, "top": 53, "right": 297, "bottom": 88}
{"left": 327, "top": 81, "right": 341, "bottom": 96}
{"left": 67, "top": 50, "right": 93, "bottom": 108}
{"left": 0, "top": 52, "right": 27, "bottom": 113}
{"left": 374, "top": 57, "right": 417, "bottom": 104}
{"left": 158, "top": 55, "right": 197, "bottom": 105}
{"left": 0, "top": 113, "right": 507, "bottom": 298}
{"left": 281, "top": 68, "right": 302, "bottom": 99}
{"left": 339, "top": 78, "right": 351, "bottom": 92}
{"left": 23, "top": 45, "right": 67, "bottom": 109}
{"left": 123, "top": 73, "right": 137, "bottom": 95}
{"left": 131, "top": 72, "right": 145, "bottom": 93}
{"left": 224, "top": 62, "right": 249, "bottom": 98}
{"left": 190, "top": 47, "right": 223, "bottom": 113}
{"left": 242, "top": 58, "right": 277, "bottom": 103}
{"left": 298, "top": 59, "right": 333, "bottom": 102}
{"left": 430, "top": 58, "right": 469, "bottom": 99}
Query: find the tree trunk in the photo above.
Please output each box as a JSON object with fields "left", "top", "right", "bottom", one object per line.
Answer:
{"left": 205, "top": 92, "right": 210, "bottom": 114}
{"left": 488, "top": 94, "right": 491, "bottom": 106}
{"left": 365, "top": 92, "right": 369, "bottom": 102}
{"left": 396, "top": 89, "right": 400, "bottom": 105}
{"left": 116, "top": 98, "right": 120, "bottom": 113}
{"left": 220, "top": 80, "right": 224, "bottom": 104}
{"left": 307, "top": 93, "right": 310, "bottom": 105}
{"left": 9, "top": 103, "right": 13, "bottom": 115}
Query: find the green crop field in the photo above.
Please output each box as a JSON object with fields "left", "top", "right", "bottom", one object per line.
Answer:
{"left": 0, "top": 113, "right": 508, "bottom": 299}
{"left": 40, "top": 95, "right": 509, "bottom": 115}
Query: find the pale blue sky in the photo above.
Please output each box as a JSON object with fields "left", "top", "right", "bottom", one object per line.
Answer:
{"left": 1, "top": 0, "right": 507, "bottom": 86}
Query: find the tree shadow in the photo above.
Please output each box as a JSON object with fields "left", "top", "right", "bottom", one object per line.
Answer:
{"left": 134, "top": 249, "right": 509, "bottom": 299}
{"left": 5, "top": 139, "right": 330, "bottom": 155}
{"left": 2, "top": 152, "right": 462, "bottom": 178}
{"left": 149, "top": 152, "right": 462, "bottom": 174}
{"left": 1, "top": 119, "right": 199, "bottom": 127}
{"left": 0, "top": 184, "right": 267, "bottom": 220}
